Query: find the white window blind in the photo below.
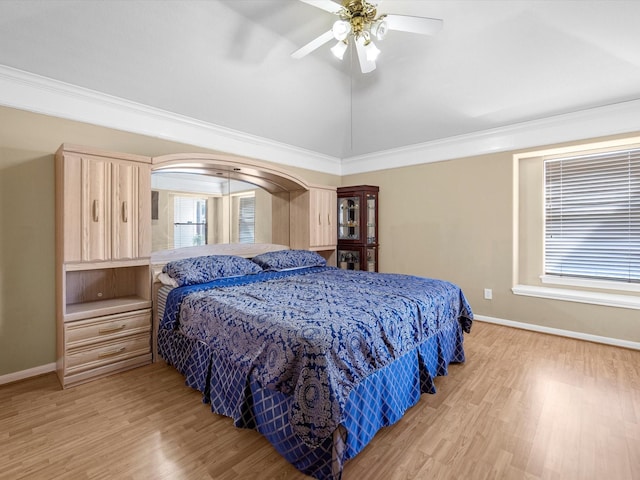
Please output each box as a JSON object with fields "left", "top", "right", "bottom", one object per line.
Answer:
{"left": 174, "top": 196, "right": 207, "bottom": 248}
{"left": 544, "top": 148, "right": 640, "bottom": 283}
{"left": 238, "top": 195, "right": 255, "bottom": 244}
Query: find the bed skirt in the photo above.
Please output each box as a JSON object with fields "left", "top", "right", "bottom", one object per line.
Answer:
{"left": 158, "top": 316, "right": 466, "bottom": 479}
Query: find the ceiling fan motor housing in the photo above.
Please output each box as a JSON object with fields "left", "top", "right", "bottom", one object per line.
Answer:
{"left": 340, "top": 0, "right": 379, "bottom": 39}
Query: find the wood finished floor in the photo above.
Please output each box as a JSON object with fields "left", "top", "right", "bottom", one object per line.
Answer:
{"left": 1, "top": 321, "right": 639, "bottom": 480}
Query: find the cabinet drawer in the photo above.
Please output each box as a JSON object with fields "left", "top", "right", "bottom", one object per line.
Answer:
{"left": 65, "top": 333, "right": 150, "bottom": 374}
{"left": 65, "top": 309, "right": 151, "bottom": 348}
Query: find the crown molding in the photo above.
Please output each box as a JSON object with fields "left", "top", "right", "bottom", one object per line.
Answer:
{"left": 341, "top": 99, "right": 640, "bottom": 175}
{"left": 0, "top": 64, "right": 341, "bottom": 175}
{"left": 2, "top": 64, "right": 640, "bottom": 177}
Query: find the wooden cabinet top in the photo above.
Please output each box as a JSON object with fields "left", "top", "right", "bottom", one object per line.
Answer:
{"left": 337, "top": 185, "right": 379, "bottom": 195}
{"left": 57, "top": 144, "right": 152, "bottom": 164}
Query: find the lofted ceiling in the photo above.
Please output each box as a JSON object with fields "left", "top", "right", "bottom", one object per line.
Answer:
{"left": 1, "top": 0, "right": 640, "bottom": 164}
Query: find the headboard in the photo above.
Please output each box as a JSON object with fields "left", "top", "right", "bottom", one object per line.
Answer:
{"left": 150, "top": 242, "right": 289, "bottom": 361}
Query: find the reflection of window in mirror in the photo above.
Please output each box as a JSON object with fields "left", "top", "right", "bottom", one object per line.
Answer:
{"left": 231, "top": 192, "right": 255, "bottom": 243}
{"left": 150, "top": 171, "right": 272, "bottom": 251}
{"left": 174, "top": 196, "right": 207, "bottom": 248}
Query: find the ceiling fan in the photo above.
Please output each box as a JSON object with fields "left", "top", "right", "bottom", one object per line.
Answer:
{"left": 292, "top": 0, "right": 443, "bottom": 73}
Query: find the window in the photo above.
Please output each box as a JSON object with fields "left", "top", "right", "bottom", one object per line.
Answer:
{"left": 173, "top": 196, "right": 207, "bottom": 248}
{"left": 238, "top": 195, "right": 255, "bottom": 243}
{"left": 544, "top": 148, "right": 639, "bottom": 284}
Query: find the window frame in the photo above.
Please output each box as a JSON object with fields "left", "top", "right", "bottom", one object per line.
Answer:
{"left": 513, "top": 136, "right": 640, "bottom": 310}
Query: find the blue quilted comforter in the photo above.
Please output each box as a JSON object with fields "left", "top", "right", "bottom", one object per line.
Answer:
{"left": 160, "top": 266, "right": 472, "bottom": 447}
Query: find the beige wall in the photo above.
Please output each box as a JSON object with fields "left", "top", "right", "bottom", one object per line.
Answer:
{"left": 0, "top": 146, "right": 56, "bottom": 374}
{"left": 343, "top": 139, "right": 640, "bottom": 344}
{"left": 0, "top": 106, "right": 338, "bottom": 376}
{"left": 1, "top": 104, "right": 638, "bottom": 378}
{"left": 343, "top": 154, "right": 512, "bottom": 308}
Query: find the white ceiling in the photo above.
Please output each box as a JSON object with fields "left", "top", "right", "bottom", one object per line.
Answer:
{"left": 1, "top": 0, "right": 640, "bottom": 162}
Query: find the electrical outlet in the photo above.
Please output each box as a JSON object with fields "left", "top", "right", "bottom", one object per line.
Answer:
{"left": 484, "top": 288, "right": 492, "bottom": 300}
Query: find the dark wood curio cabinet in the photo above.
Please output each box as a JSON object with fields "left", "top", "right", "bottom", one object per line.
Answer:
{"left": 336, "top": 185, "right": 379, "bottom": 272}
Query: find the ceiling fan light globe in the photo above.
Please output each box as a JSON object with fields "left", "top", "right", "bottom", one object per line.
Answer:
{"left": 332, "top": 20, "right": 352, "bottom": 41}
{"left": 330, "top": 40, "right": 348, "bottom": 60}
{"left": 364, "top": 40, "right": 381, "bottom": 62}
{"left": 371, "top": 19, "right": 388, "bottom": 41}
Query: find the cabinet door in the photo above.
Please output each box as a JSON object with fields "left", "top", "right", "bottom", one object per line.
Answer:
{"left": 323, "top": 189, "right": 337, "bottom": 247}
{"left": 338, "top": 194, "right": 361, "bottom": 243}
{"left": 308, "top": 189, "right": 323, "bottom": 248}
{"left": 365, "top": 191, "right": 378, "bottom": 245}
{"left": 112, "top": 162, "right": 139, "bottom": 260}
{"left": 309, "top": 188, "right": 336, "bottom": 248}
{"left": 81, "top": 157, "right": 111, "bottom": 262}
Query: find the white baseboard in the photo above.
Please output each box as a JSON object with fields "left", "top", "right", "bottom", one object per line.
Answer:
{"left": 0, "top": 363, "right": 56, "bottom": 386}
{"left": 474, "top": 315, "right": 640, "bottom": 351}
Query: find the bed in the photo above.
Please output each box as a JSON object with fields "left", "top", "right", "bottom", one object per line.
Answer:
{"left": 151, "top": 244, "right": 473, "bottom": 479}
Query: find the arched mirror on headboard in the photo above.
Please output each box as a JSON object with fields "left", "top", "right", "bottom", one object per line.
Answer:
{"left": 150, "top": 152, "right": 318, "bottom": 254}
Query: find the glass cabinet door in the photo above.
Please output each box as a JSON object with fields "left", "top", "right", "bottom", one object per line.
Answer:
{"left": 366, "top": 193, "right": 376, "bottom": 244}
{"left": 338, "top": 196, "right": 360, "bottom": 241}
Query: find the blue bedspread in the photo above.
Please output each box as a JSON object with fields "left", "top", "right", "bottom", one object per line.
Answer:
{"left": 160, "top": 267, "right": 472, "bottom": 448}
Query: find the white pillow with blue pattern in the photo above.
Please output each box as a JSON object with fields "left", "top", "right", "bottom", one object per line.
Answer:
{"left": 162, "top": 255, "right": 263, "bottom": 287}
{"left": 251, "top": 249, "right": 327, "bottom": 271}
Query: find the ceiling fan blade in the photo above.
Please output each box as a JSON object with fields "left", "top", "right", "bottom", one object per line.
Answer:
{"left": 385, "top": 14, "right": 443, "bottom": 36}
{"left": 298, "top": 0, "right": 343, "bottom": 14}
{"left": 355, "top": 39, "right": 376, "bottom": 74}
{"left": 291, "top": 30, "right": 335, "bottom": 59}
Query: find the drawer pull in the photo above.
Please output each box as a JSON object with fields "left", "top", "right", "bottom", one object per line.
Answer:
{"left": 98, "top": 324, "right": 126, "bottom": 334}
{"left": 98, "top": 346, "right": 126, "bottom": 358}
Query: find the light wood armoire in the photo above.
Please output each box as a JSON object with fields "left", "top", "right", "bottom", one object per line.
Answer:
{"left": 55, "top": 144, "right": 152, "bottom": 388}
